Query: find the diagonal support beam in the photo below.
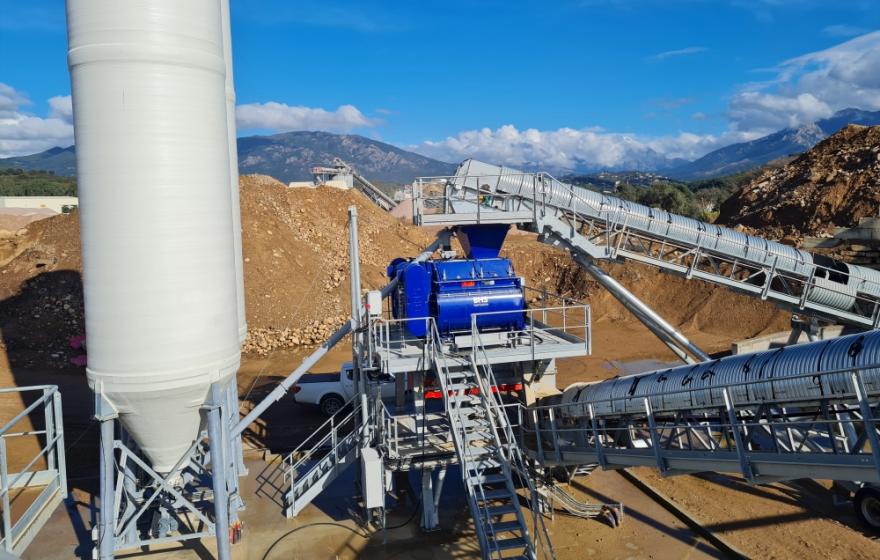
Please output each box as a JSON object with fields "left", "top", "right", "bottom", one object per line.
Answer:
{"left": 570, "top": 253, "right": 710, "bottom": 363}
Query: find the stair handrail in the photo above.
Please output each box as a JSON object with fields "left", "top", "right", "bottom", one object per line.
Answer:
{"left": 283, "top": 396, "right": 360, "bottom": 494}
{"left": 428, "top": 318, "right": 523, "bottom": 557}
{"left": 470, "top": 319, "right": 557, "bottom": 560}
{"left": 426, "top": 169, "right": 880, "bottom": 322}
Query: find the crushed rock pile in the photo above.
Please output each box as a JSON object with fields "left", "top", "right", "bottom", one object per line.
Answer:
{"left": 0, "top": 173, "right": 787, "bottom": 363}
{"left": 718, "top": 124, "right": 880, "bottom": 243}
{"left": 238, "top": 174, "right": 434, "bottom": 354}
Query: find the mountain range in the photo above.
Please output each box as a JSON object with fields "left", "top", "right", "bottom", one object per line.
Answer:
{"left": 2, "top": 108, "right": 878, "bottom": 183}
{"left": 665, "top": 108, "right": 880, "bottom": 180}
{"left": 0, "top": 132, "right": 455, "bottom": 185}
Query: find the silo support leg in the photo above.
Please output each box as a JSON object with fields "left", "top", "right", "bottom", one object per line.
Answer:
{"left": 206, "top": 385, "right": 231, "bottom": 560}
{"left": 98, "top": 417, "right": 116, "bottom": 560}
{"left": 420, "top": 467, "right": 439, "bottom": 531}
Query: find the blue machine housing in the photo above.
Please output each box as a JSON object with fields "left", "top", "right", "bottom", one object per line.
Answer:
{"left": 387, "top": 257, "right": 526, "bottom": 338}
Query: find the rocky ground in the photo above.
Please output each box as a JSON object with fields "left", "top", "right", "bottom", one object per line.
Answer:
{"left": 718, "top": 124, "right": 880, "bottom": 244}
{"left": 3, "top": 172, "right": 879, "bottom": 560}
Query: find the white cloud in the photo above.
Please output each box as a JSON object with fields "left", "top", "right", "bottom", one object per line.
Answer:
{"left": 0, "top": 84, "right": 74, "bottom": 158}
{"left": 48, "top": 95, "right": 73, "bottom": 123}
{"left": 417, "top": 31, "right": 880, "bottom": 170}
{"left": 647, "top": 46, "right": 707, "bottom": 61}
{"left": 235, "top": 102, "right": 379, "bottom": 133}
{"left": 727, "top": 92, "right": 833, "bottom": 133}
{"left": 414, "top": 125, "right": 760, "bottom": 172}
{"left": 727, "top": 30, "right": 880, "bottom": 133}
{"left": 0, "top": 86, "right": 380, "bottom": 157}
{"left": 822, "top": 24, "right": 869, "bottom": 38}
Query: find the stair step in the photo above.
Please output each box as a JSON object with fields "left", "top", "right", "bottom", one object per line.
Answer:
{"left": 457, "top": 418, "right": 490, "bottom": 429}
{"left": 486, "top": 520, "right": 524, "bottom": 534}
{"left": 484, "top": 503, "right": 518, "bottom": 517}
{"left": 464, "top": 430, "right": 494, "bottom": 442}
{"left": 491, "top": 536, "right": 528, "bottom": 552}
{"left": 475, "top": 488, "right": 513, "bottom": 501}
{"left": 465, "top": 444, "right": 497, "bottom": 455}
{"left": 469, "top": 472, "right": 507, "bottom": 485}
{"left": 446, "top": 383, "right": 477, "bottom": 392}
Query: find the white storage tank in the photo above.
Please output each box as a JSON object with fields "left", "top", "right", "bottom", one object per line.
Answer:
{"left": 220, "top": 0, "right": 248, "bottom": 343}
{"left": 67, "top": 0, "right": 241, "bottom": 473}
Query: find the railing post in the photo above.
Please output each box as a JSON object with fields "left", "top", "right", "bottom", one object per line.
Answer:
{"left": 532, "top": 409, "right": 545, "bottom": 464}
{"left": 588, "top": 404, "right": 607, "bottom": 469}
{"left": 53, "top": 390, "right": 68, "bottom": 500}
{"left": 0, "top": 438, "right": 11, "bottom": 553}
{"left": 761, "top": 255, "right": 778, "bottom": 300}
{"left": 42, "top": 388, "right": 56, "bottom": 476}
{"left": 851, "top": 371, "right": 880, "bottom": 479}
{"left": 530, "top": 311, "right": 535, "bottom": 364}
{"left": 722, "top": 388, "right": 753, "bottom": 483}
{"left": 548, "top": 408, "right": 562, "bottom": 463}
{"left": 644, "top": 398, "right": 666, "bottom": 475}
{"left": 799, "top": 266, "right": 817, "bottom": 309}
{"left": 331, "top": 415, "right": 337, "bottom": 466}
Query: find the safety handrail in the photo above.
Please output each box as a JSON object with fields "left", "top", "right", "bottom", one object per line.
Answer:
{"left": 283, "top": 396, "right": 359, "bottom": 483}
{"left": 413, "top": 171, "right": 880, "bottom": 323}
{"left": 0, "top": 385, "right": 66, "bottom": 556}
{"left": 470, "top": 319, "right": 556, "bottom": 560}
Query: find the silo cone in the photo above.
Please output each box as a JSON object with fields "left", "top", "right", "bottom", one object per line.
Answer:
{"left": 67, "top": 0, "right": 241, "bottom": 473}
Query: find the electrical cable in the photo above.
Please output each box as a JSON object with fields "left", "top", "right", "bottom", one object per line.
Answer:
{"left": 383, "top": 498, "right": 422, "bottom": 531}
{"left": 260, "top": 522, "right": 370, "bottom": 560}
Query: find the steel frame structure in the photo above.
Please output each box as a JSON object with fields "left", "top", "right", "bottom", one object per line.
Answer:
{"left": 411, "top": 170, "right": 880, "bottom": 330}
{"left": 93, "top": 380, "right": 245, "bottom": 560}
{"left": 518, "top": 364, "right": 880, "bottom": 484}
{"left": 0, "top": 385, "right": 67, "bottom": 556}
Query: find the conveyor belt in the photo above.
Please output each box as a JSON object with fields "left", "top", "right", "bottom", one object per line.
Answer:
{"left": 521, "top": 331, "right": 880, "bottom": 483}
{"left": 413, "top": 159, "right": 880, "bottom": 329}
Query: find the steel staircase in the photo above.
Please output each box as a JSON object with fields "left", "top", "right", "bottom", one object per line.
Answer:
{"left": 429, "top": 321, "right": 554, "bottom": 560}
{"left": 283, "top": 397, "right": 361, "bottom": 518}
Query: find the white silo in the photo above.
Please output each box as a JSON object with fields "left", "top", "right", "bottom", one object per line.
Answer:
{"left": 220, "top": 0, "right": 248, "bottom": 343}
{"left": 67, "top": 0, "right": 241, "bottom": 473}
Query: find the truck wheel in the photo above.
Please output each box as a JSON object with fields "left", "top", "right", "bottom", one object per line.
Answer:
{"left": 320, "top": 394, "right": 345, "bottom": 417}
{"left": 854, "top": 486, "right": 880, "bottom": 532}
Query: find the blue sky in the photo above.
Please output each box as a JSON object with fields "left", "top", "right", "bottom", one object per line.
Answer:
{"left": 1, "top": 0, "right": 879, "bottom": 169}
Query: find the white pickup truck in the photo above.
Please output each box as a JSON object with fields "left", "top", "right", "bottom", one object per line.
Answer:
{"left": 292, "top": 362, "right": 396, "bottom": 416}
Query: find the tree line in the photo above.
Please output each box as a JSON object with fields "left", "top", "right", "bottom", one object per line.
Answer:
{"left": 0, "top": 169, "right": 77, "bottom": 197}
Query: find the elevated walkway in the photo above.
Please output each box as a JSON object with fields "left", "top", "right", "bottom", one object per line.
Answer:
{"left": 412, "top": 161, "right": 880, "bottom": 330}
{"left": 516, "top": 363, "right": 880, "bottom": 484}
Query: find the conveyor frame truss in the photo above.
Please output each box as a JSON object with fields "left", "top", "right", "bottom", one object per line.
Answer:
{"left": 518, "top": 365, "right": 880, "bottom": 484}
{"left": 412, "top": 171, "right": 880, "bottom": 329}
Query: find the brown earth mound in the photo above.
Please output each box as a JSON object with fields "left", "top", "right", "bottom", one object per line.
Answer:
{"left": 0, "top": 173, "right": 787, "bottom": 364}
{"left": 718, "top": 124, "right": 880, "bottom": 242}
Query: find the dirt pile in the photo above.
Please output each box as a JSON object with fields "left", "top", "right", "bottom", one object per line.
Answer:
{"left": 718, "top": 125, "right": 880, "bottom": 242}
{"left": 0, "top": 173, "right": 787, "bottom": 363}
{"left": 238, "top": 175, "right": 434, "bottom": 354}
{"left": 0, "top": 211, "right": 84, "bottom": 368}
{"left": 501, "top": 235, "right": 788, "bottom": 346}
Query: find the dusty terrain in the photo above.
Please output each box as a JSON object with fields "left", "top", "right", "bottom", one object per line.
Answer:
{"left": 718, "top": 124, "right": 880, "bottom": 243}
{"left": 2, "top": 175, "right": 878, "bottom": 559}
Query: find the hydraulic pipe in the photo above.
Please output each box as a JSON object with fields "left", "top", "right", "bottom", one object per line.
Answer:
{"left": 573, "top": 254, "right": 710, "bottom": 362}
